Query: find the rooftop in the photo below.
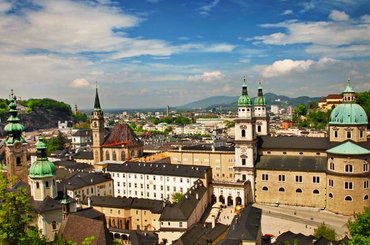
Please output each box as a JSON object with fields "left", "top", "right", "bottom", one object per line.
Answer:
{"left": 103, "top": 123, "right": 142, "bottom": 147}
{"left": 256, "top": 155, "right": 327, "bottom": 172}
{"left": 62, "top": 172, "right": 112, "bottom": 190}
{"left": 326, "top": 141, "right": 370, "bottom": 155}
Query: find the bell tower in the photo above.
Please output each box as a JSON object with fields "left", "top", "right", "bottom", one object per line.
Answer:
{"left": 234, "top": 78, "right": 257, "bottom": 201}
{"left": 91, "top": 85, "right": 105, "bottom": 164}
{"left": 4, "top": 90, "right": 28, "bottom": 183}
{"left": 254, "top": 81, "right": 268, "bottom": 136}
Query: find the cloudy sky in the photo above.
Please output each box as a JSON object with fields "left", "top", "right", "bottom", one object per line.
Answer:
{"left": 0, "top": 0, "right": 370, "bottom": 109}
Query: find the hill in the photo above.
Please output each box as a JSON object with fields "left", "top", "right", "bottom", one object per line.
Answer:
{"left": 177, "top": 93, "right": 323, "bottom": 110}
{"left": 0, "top": 98, "right": 73, "bottom": 132}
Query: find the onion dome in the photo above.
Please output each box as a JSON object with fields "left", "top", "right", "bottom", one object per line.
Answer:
{"left": 4, "top": 93, "right": 26, "bottom": 145}
{"left": 29, "top": 138, "right": 56, "bottom": 178}
{"left": 238, "top": 79, "right": 252, "bottom": 107}
{"left": 329, "top": 82, "right": 368, "bottom": 125}
{"left": 254, "top": 82, "right": 266, "bottom": 106}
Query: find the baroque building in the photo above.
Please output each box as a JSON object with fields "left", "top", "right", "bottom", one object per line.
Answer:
{"left": 91, "top": 87, "right": 143, "bottom": 165}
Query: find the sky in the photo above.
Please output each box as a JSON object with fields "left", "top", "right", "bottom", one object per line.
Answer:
{"left": 0, "top": 0, "right": 370, "bottom": 109}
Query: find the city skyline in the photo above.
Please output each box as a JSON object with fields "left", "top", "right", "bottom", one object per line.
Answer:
{"left": 0, "top": 0, "right": 370, "bottom": 109}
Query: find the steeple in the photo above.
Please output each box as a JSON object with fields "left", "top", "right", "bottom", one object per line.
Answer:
{"left": 238, "top": 77, "right": 252, "bottom": 107}
{"left": 61, "top": 185, "right": 71, "bottom": 220}
{"left": 4, "top": 91, "right": 25, "bottom": 145}
{"left": 254, "top": 81, "right": 266, "bottom": 106}
{"left": 343, "top": 78, "right": 355, "bottom": 103}
{"left": 94, "top": 83, "right": 101, "bottom": 110}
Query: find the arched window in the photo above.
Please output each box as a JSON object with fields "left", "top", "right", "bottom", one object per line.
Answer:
{"left": 330, "top": 162, "right": 335, "bottom": 170}
{"left": 121, "top": 151, "right": 126, "bottom": 161}
{"left": 364, "top": 195, "right": 369, "bottom": 200}
{"left": 360, "top": 130, "right": 364, "bottom": 138}
{"left": 257, "top": 125, "right": 261, "bottom": 132}
{"left": 52, "top": 221, "right": 57, "bottom": 230}
{"left": 345, "top": 164, "right": 353, "bottom": 173}
{"left": 313, "top": 189, "right": 319, "bottom": 194}
{"left": 45, "top": 181, "right": 49, "bottom": 188}
{"left": 345, "top": 196, "right": 352, "bottom": 201}
{"left": 334, "top": 131, "right": 338, "bottom": 138}
{"left": 105, "top": 151, "right": 110, "bottom": 160}
{"left": 241, "top": 129, "right": 246, "bottom": 137}
{"left": 278, "top": 187, "right": 285, "bottom": 192}
{"left": 262, "top": 186, "right": 268, "bottom": 191}
{"left": 36, "top": 182, "right": 40, "bottom": 189}
{"left": 16, "top": 157, "right": 22, "bottom": 166}
{"left": 329, "top": 193, "right": 333, "bottom": 198}
{"left": 296, "top": 188, "right": 302, "bottom": 193}
{"left": 112, "top": 151, "right": 117, "bottom": 161}
{"left": 347, "top": 131, "right": 351, "bottom": 139}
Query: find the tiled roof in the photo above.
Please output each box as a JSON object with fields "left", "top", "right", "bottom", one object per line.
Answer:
{"left": 174, "top": 222, "right": 228, "bottom": 245}
{"left": 103, "top": 123, "right": 142, "bottom": 147}
{"left": 74, "top": 151, "right": 94, "bottom": 160}
{"left": 107, "top": 162, "right": 210, "bottom": 178}
{"left": 256, "top": 155, "right": 327, "bottom": 172}
{"left": 62, "top": 172, "right": 112, "bottom": 190}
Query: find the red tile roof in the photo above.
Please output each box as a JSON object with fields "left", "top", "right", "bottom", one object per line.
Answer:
{"left": 102, "top": 123, "right": 142, "bottom": 147}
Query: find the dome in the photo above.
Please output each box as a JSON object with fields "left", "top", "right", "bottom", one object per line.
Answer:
{"left": 329, "top": 103, "right": 368, "bottom": 125}
{"left": 29, "top": 160, "right": 56, "bottom": 178}
{"left": 254, "top": 96, "right": 266, "bottom": 106}
{"left": 29, "top": 138, "right": 56, "bottom": 178}
{"left": 238, "top": 95, "right": 252, "bottom": 106}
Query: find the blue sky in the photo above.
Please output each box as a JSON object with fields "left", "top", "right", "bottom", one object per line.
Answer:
{"left": 0, "top": 0, "right": 370, "bottom": 109}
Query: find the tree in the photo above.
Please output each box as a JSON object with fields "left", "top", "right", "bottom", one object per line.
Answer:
{"left": 0, "top": 174, "right": 35, "bottom": 244}
{"left": 313, "top": 223, "right": 336, "bottom": 241}
{"left": 347, "top": 207, "right": 370, "bottom": 245}
{"left": 171, "top": 192, "right": 185, "bottom": 204}
{"left": 293, "top": 104, "right": 307, "bottom": 122}
{"left": 45, "top": 132, "right": 66, "bottom": 155}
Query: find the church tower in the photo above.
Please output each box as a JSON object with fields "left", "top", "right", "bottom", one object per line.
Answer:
{"left": 253, "top": 82, "right": 268, "bottom": 136}
{"left": 4, "top": 91, "right": 28, "bottom": 182}
{"left": 91, "top": 86, "right": 105, "bottom": 164}
{"left": 29, "top": 138, "right": 57, "bottom": 201}
{"left": 234, "top": 78, "right": 257, "bottom": 202}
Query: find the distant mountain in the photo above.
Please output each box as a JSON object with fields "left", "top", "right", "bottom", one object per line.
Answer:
{"left": 177, "top": 93, "right": 323, "bottom": 110}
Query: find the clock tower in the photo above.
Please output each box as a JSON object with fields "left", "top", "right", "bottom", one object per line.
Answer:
{"left": 91, "top": 86, "right": 105, "bottom": 164}
{"left": 4, "top": 91, "right": 28, "bottom": 182}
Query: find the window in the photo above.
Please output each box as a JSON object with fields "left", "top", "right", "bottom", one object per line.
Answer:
{"left": 105, "top": 151, "right": 110, "bottom": 160}
{"left": 345, "top": 164, "right": 353, "bottom": 173}
{"left": 241, "top": 129, "right": 246, "bottom": 137}
{"left": 345, "top": 182, "right": 353, "bottom": 190}
{"left": 365, "top": 195, "right": 369, "bottom": 200}
{"left": 242, "top": 159, "right": 246, "bottom": 165}
{"left": 278, "top": 187, "right": 285, "bottom": 192}
{"left": 257, "top": 125, "right": 261, "bottom": 132}
{"left": 329, "top": 193, "right": 333, "bottom": 198}
{"left": 345, "top": 196, "right": 352, "bottom": 201}
{"left": 278, "top": 175, "right": 285, "bottom": 182}
{"left": 52, "top": 221, "right": 57, "bottom": 230}
{"left": 242, "top": 175, "right": 246, "bottom": 181}
{"left": 364, "top": 180, "right": 369, "bottom": 189}
{"left": 45, "top": 181, "right": 49, "bottom": 188}
{"left": 313, "top": 189, "right": 320, "bottom": 194}
{"left": 334, "top": 131, "right": 338, "bottom": 138}
{"left": 121, "top": 151, "right": 126, "bottom": 161}
{"left": 313, "top": 176, "right": 320, "bottom": 183}
{"left": 329, "top": 179, "right": 334, "bottom": 187}
{"left": 364, "top": 163, "right": 369, "bottom": 172}
{"left": 329, "top": 162, "right": 335, "bottom": 171}
{"left": 262, "top": 174, "right": 268, "bottom": 181}
{"left": 179, "top": 222, "right": 183, "bottom": 228}
{"left": 112, "top": 151, "right": 117, "bottom": 161}
{"left": 36, "top": 182, "right": 40, "bottom": 189}
{"left": 347, "top": 131, "right": 351, "bottom": 139}
{"left": 295, "top": 176, "right": 302, "bottom": 183}
{"left": 296, "top": 188, "right": 302, "bottom": 193}
{"left": 360, "top": 130, "right": 364, "bottom": 138}
{"left": 262, "top": 186, "right": 268, "bottom": 191}
{"left": 16, "top": 157, "right": 21, "bottom": 166}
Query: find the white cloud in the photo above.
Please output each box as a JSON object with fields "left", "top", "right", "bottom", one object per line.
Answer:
{"left": 281, "top": 10, "right": 293, "bottom": 16}
{"left": 70, "top": 78, "right": 90, "bottom": 88}
{"left": 188, "top": 71, "right": 225, "bottom": 82}
{"left": 0, "top": 1, "right": 11, "bottom": 12}
{"left": 239, "top": 58, "right": 251, "bottom": 63}
{"left": 198, "top": 0, "right": 220, "bottom": 15}
{"left": 329, "top": 10, "right": 349, "bottom": 21}
{"left": 260, "top": 59, "right": 314, "bottom": 78}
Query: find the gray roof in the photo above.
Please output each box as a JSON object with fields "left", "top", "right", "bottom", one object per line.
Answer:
{"left": 32, "top": 196, "right": 62, "bottom": 214}
{"left": 174, "top": 223, "right": 228, "bottom": 245}
{"left": 62, "top": 172, "right": 112, "bottom": 190}
{"left": 160, "top": 182, "right": 207, "bottom": 221}
{"left": 107, "top": 162, "right": 210, "bottom": 178}
{"left": 108, "top": 229, "right": 158, "bottom": 245}
{"left": 179, "top": 144, "right": 235, "bottom": 152}
{"left": 71, "top": 129, "right": 92, "bottom": 137}
{"left": 54, "top": 160, "right": 93, "bottom": 170}
{"left": 256, "top": 155, "right": 327, "bottom": 172}
{"left": 74, "top": 151, "right": 94, "bottom": 160}
{"left": 219, "top": 206, "right": 262, "bottom": 243}
{"left": 82, "top": 196, "right": 164, "bottom": 214}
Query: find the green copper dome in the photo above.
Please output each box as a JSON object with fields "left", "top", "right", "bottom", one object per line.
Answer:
{"left": 329, "top": 103, "right": 368, "bottom": 125}
{"left": 29, "top": 139, "right": 56, "bottom": 178}
{"left": 238, "top": 95, "right": 252, "bottom": 106}
{"left": 254, "top": 83, "right": 266, "bottom": 106}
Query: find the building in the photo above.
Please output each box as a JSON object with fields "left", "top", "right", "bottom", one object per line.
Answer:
{"left": 318, "top": 94, "right": 342, "bottom": 111}
{"left": 106, "top": 162, "right": 211, "bottom": 200}
{"left": 71, "top": 129, "right": 92, "bottom": 149}
{"left": 91, "top": 87, "right": 144, "bottom": 165}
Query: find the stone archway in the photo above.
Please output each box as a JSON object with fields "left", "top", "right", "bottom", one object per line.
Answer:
{"left": 227, "top": 196, "right": 233, "bottom": 206}
{"left": 235, "top": 196, "right": 242, "bottom": 205}
{"left": 219, "top": 195, "right": 225, "bottom": 204}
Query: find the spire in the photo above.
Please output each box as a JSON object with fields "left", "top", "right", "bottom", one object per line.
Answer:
{"left": 238, "top": 76, "right": 252, "bottom": 107}
{"left": 94, "top": 82, "right": 101, "bottom": 110}
{"left": 257, "top": 81, "right": 263, "bottom": 97}
{"left": 242, "top": 76, "right": 248, "bottom": 96}
{"left": 343, "top": 78, "right": 355, "bottom": 103}
{"left": 4, "top": 90, "right": 25, "bottom": 145}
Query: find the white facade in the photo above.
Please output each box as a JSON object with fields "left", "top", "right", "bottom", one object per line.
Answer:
{"left": 271, "top": 105, "right": 279, "bottom": 115}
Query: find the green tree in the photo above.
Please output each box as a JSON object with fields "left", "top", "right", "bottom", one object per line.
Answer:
{"left": 313, "top": 223, "right": 336, "bottom": 241}
{"left": 224, "top": 120, "right": 235, "bottom": 128}
{"left": 293, "top": 104, "right": 307, "bottom": 122}
{"left": 0, "top": 174, "right": 35, "bottom": 244}
{"left": 171, "top": 192, "right": 185, "bottom": 204}
{"left": 348, "top": 207, "right": 370, "bottom": 245}
{"left": 45, "top": 132, "right": 66, "bottom": 155}
{"left": 73, "top": 112, "right": 88, "bottom": 123}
